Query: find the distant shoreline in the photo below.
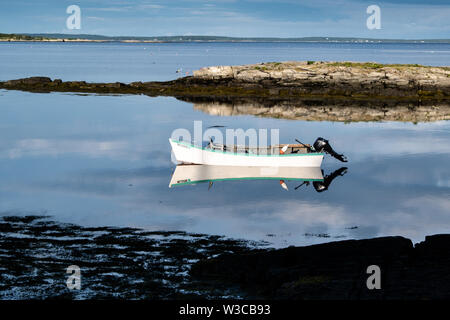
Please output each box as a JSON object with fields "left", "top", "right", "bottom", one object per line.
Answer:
{"left": 2, "top": 39, "right": 450, "bottom": 44}
{"left": 0, "top": 38, "right": 165, "bottom": 43}
{"left": 1, "top": 33, "right": 450, "bottom": 44}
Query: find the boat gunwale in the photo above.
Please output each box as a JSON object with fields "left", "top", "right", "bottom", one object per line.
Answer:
{"left": 170, "top": 139, "right": 325, "bottom": 157}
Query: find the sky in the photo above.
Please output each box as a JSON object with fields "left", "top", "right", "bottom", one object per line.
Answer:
{"left": 0, "top": 0, "right": 449, "bottom": 39}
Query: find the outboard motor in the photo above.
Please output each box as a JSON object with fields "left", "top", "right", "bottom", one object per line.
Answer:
{"left": 313, "top": 137, "right": 348, "bottom": 162}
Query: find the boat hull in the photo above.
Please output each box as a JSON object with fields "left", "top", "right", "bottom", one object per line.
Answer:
{"left": 169, "top": 164, "right": 324, "bottom": 187}
{"left": 169, "top": 139, "right": 324, "bottom": 167}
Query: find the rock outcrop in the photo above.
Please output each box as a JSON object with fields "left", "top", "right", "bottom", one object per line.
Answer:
{"left": 195, "top": 61, "right": 450, "bottom": 83}
{"left": 191, "top": 235, "right": 450, "bottom": 299}
{"left": 192, "top": 61, "right": 450, "bottom": 99}
{"left": 1, "top": 62, "right": 449, "bottom": 103}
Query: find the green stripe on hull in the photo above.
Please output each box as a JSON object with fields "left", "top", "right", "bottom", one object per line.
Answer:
{"left": 172, "top": 176, "right": 324, "bottom": 187}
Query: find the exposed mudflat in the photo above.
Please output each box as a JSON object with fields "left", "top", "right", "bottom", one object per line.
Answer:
{"left": 0, "top": 215, "right": 265, "bottom": 299}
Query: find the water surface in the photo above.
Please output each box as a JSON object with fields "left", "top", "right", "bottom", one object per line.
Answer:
{"left": 0, "top": 42, "right": 449, "bottom": 82}
{"left": 1, "top": 89, "right": 449, "bottom": 247}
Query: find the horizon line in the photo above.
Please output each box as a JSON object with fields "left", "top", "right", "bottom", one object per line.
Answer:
{"left": 3, "top": 33, "right": 450, "bottom": 41}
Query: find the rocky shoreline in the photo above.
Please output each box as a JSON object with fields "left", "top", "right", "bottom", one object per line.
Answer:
{"left": 192, "top": 234, "right": 450, "bottom": 299}
{"left": 1, "top": 62, "right": 449, "bottom": 103}
{"left": 1, "top": 215, "right": 450, "bottom": 299}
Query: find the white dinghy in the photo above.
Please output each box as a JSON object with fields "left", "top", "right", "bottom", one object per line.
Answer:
{"left": 170, "top": 139, "right": 323, "bottom": 167}
{"left": 169, "top": 137, "right": 346, "bottom": 167}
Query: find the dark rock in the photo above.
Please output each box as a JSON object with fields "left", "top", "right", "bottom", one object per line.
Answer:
{"left": 68, "top": 81, "right": 87, "bottom": 86}
{"left": 130, "top": 81, "right": 143, "bottom": 87}
{"left": 415, "top": 234, "right": 450, "bottom": 255}
{"left": 105, "top": 82, "right": 125, "bottom": 88}
{"left": 191, "top": 235, "right": 450, "bottom": 299}
{"left": 5, "top": 77, "right": 51, "bottom": 86}
{"left": 20, "top": 76, "right": 52, "bottom": 85}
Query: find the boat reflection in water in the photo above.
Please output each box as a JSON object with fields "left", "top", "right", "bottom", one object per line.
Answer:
{"left": 169, "top": 165, "right": 347, "bottom": 192}
{"left": 296, "top": 167, "right": 348, "bottom": 193}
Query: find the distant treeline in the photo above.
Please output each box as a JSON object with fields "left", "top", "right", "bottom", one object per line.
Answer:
{"left": 0, "top": 33, "right": 49, "bottom": 40}
{"left": 1, "top": 33, "right": 450, "bottom": 43}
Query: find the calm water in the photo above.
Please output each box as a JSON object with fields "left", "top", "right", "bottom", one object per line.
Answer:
{"left": 0, "top": 42, "right": 449, "bottom": 82}
{"left": 0, "top": 42, "right": 449, "bottom": 247}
